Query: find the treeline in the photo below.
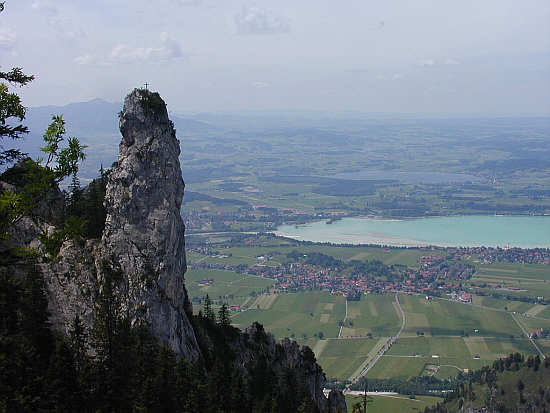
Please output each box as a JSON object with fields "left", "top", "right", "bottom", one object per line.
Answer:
{"left": 0, "top": 256, "right": 322, "bottom": 412}
{"left": 424, "top": 353, "right": 550, "bottom": 413}
{"left": 350, "top": 375, "right": 467, "bottom": 396}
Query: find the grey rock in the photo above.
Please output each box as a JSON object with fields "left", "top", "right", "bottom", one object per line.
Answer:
{"left": 101, "top": 88, "right": 199, "bottom": 360}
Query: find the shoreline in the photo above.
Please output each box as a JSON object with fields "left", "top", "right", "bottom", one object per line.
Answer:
{"left": 275, "top": 215, "right": 550, "bottom": 249}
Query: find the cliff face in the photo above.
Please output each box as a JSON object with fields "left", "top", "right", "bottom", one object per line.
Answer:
{"left": 1, "top": 89, "right": 345, "bottom": 412}
{"left": 100, "top": 89, "right": 199, "bottom": 361}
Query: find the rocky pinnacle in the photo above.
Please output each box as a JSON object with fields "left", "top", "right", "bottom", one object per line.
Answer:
{"left": 101, "top": 88, "right": 199, "bottom": 360}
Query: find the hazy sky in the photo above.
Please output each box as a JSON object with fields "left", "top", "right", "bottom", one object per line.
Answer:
{"left": 2, "top": 0, "right": 550, "bottom": 114}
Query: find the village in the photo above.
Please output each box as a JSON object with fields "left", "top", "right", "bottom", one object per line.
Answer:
{"left": 190, "top": 249, "right": 478, "bottom": 306}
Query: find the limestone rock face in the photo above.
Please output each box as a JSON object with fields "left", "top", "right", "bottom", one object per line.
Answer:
{"left": 101, "top": 89, "right": 199, "bottom": 360}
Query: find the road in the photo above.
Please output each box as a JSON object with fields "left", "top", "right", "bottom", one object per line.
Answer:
{"left": 349, "top": 293, "right": 406, "bottom": 384}
{"left": 511, "top": 313, "right": 547, "bottom": 359}
{"left": 338, "top": 300, "right": 348, "bottom": 338}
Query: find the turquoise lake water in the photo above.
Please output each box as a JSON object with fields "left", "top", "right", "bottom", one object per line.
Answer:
{"left": 275, "top": 216, "right": 550, "bottom": 248}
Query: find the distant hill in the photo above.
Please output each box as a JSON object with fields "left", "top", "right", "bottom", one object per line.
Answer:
{"left": 16, "top": 98, "right": 218, "bottom": 181}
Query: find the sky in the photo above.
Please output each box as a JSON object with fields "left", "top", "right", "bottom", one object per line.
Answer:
{"left": 1, "top": 0, "right": 550, "bottom": 115}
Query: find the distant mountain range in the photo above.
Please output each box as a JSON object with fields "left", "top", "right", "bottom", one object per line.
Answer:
{"left": 18, "top": 98, "right": 218, "bottom": 181}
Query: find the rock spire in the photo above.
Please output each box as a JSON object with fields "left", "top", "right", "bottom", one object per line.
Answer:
{"left": 101, "top": 88, "right": 199, "bottom": 360}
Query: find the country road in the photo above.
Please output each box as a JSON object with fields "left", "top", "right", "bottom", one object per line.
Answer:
{"left": 338, "top": 300, "right": 348, "bottom": 338}
{"left": 511, "top": 313, "right": 547, "bottom": 359}
{"left": 349, "top": 293, "right": 406, "bottom": 384}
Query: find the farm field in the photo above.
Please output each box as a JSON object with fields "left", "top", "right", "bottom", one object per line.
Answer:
{"left": 471, "top": 295, "right": 537, "bottom": 313}
{"left": 344, "top": 394, "right": 442, "bottom": 413}
{"left": 315, "top": 338, "right": 382, "bottom": 379}
{"left": 516, "top": 315, "right": 550, "bottom": 333}
{"left": 228, "top": 291, "right": 548, "bottom": 381}
{"left": 185, "top": 268, "right": 275, "bottom": 308}
{"left": 370, "top": 335, "right": 537, "bottom": 380}
{"left": 341, "top": 294, "right": 401, "bottom": 337}
{"left": 231, "top": 291, "right": 346, "bottom": 340}
{"left": 186, "top": 243, "right": 550, "bottom": 383}
{"left": 469, "top": 262, "right": 550, "bottom": 300}
{"left": 399, "top": 295, "right": 523, "bottom": 338}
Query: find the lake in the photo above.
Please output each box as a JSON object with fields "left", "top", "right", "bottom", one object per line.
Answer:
{"left": 275, "top": 215, "right": 550, "bottom": 248}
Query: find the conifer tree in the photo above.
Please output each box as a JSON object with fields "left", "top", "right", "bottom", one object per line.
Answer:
{"left": 204, "top": 294, "right": 216, "bottom": 322}
{"left": 218, "top": 303, "right": 230, "bottom": 327}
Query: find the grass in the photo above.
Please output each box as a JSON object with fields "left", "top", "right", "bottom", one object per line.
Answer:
{"left": 471, "top": 295, "right": 535, "bottom": 313}
{"left": 379, "top": 336, "right": 537, "bottom": 379}
{"left": 469, "top": 262, "right": 550, "bottom": 300}
{"left": 366, "top": 356, "right": 428, "bottom": 380}
{"left": 316, "top": 338, "right": 381, "bottom": 379}
{"left": 342, "top": 294, "right": 401, "bottom": 337}
{"left": 185, "top": 268, "right": 275, "bottom": 308}
{"left": 400, "top": 295, "right": 523, "bottom": 338}
{"left": 344, "top": 394, "right": 443, "bottom": 413}
{"left": 231, "top": 291, "right": 346, "bottom": 340}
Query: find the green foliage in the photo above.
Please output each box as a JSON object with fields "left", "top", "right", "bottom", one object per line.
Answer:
{"left": 204, "top": 294, "right": 216, "bottom": 323}
{"left": 39, "top": 215, "right": 87, "bottom": 257}
{"left": 138, "top": 89, "right": 167, "bottom": 114}
{"left": 0, "top": 115, "right": 87, "bottom": 239}
{"left": 218, "top": 303, "right": 230, "bottom": 327}
{"left": 1, "top": 254, "right": 322, "bottom": 413}
{"left": 40, "top": 115, "right": 87, "bottom": 182}
{"left": 0, "top": 68, "right": 34, "bottom": 165}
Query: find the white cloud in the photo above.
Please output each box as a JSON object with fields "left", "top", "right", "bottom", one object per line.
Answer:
{"left": 419, "top": 58, "right": 460, "bottom": 67}
{"left": 444, "top": 58, "right": 460, "bottom": 65}
{"left": 392, "top": 73, "right": 404, "bottom": 80}
{"left": 75, "top": 32, "right": 184, "bottom": 65}
{"left": 31, "top": 0, "right": 57, "bottom": 14}
{"left": 31, "top": 0, "right": 85, "bottom": 40}
{"left": 420, "top": 59, "right": 436, "bottom": 67}
{"left": 174, "top": 0, "right": 202, "bottom": 5}
{"left": 73, "top": 54, "right": 95, "bottom": 65}
{"left": 235, "top": 6, "right": 290, "bottom": 35}
{"left": 0, "top": 25, "right": 16, "bottom": 50}
{"left": 252, "top": 81, "right": 270, "bottom": 88}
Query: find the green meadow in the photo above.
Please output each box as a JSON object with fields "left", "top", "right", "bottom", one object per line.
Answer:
{"left": 399, "top": 295, "right": 523, "bottom": 338}
{"left": 340, "top": 294, "right": 401, "bottom": 337}
{"left": 232, "top": 291, "right": 346, "bottom": 340}
{"left": 344, "top": 394, "right": 442, "bottom": 413}
{"left": 185, "top": 268, "right": 275, "bottom": 307}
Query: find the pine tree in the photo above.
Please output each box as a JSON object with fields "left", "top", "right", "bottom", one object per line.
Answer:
{"left": 67, "top": 171, "right": 82, "bottom": 216}
{"left": 204, "top": 294, "right": 216, "bottom": 322}
{"left": 46, "top": 337, "right": 81, "bottom": 411}
{"left": 218, "top": 303, "right": 230, "bottom": 327}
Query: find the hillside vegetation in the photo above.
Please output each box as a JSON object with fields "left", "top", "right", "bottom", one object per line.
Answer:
{"left": 425, "top": 354, "right": 550, "bottom": 413}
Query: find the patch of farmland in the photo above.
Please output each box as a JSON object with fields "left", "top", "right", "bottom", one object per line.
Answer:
{"left": 400, "top": 295, "right": 523, "bottom": 337}
{"left": 345, "top": 294, "right": 401, "bottom": 337}
{"left": 186, "top": 268, "right": 275, "bottom": 307}
{"left": 525, "top": 304, "right": 549, "bottom": 317}
{"left": 232, "top": 291, "right": 345, "bottom": 340}
{"left": 345, "top": 394, "right": 442, "bottom": 413}
{"left": 316, "top": 338, "right": 381, "bottom": 379}
{"left": 366, "top": 356, "right": 427, "bottom": 380}
{"left": 471, "top": 295, "right": 534, "bottom": 313}
{"left": 250, "top": 294, "right": 278, "bottom": 310}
